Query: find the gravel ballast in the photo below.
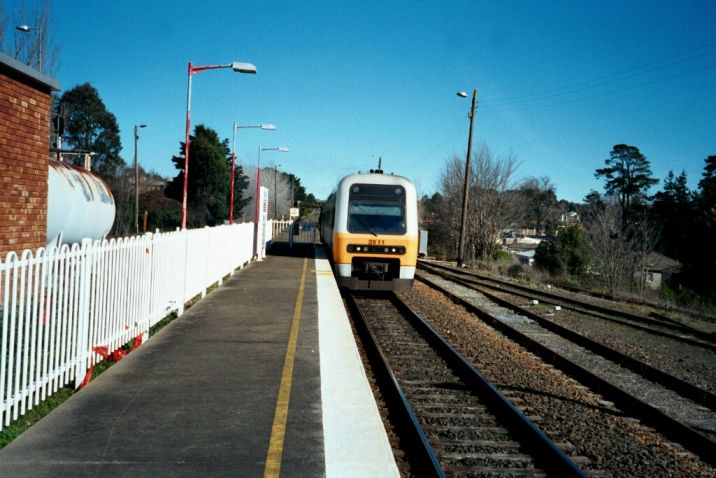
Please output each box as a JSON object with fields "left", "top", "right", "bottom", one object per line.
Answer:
{"left": 399, "top": 282, "right": 716, "bottom": 477}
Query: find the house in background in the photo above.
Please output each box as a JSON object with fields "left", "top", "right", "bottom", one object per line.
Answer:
{"left": 641, "top": 252, "right": 682, "bottom": 290}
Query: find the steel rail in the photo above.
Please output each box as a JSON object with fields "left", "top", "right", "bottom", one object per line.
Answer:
{"left": 555, "top": 281, "right": 716, "bottom": 323}
{"left": 347, "top": 291, "right": 587, "bottom": 477}
{"left": 388, "top": 294, "right": 588, "bottom": 477}
{"left": 418, "top": 265, "right": 716, "bottom": 410}
{"left": 417, "top": 273, "right": 716, "bottom": 468}
{"left": 420, "top": 261, "right": 713, "bottom": 336}
{"left": 344, "top": 292, "right": 444, "bottom": 477}
{"left": 421, "top": 261, "right": 714, "bottom": 338}
{"left": 420, "top": 261, "right": 716, "bottom": 348}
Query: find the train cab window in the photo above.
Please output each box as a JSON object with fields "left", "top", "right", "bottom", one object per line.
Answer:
{"left": 348, "top": 184, "right": 406, "bottom": 234}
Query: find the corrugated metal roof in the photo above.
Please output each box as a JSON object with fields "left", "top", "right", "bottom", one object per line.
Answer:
{"left": 0, "top": 50, "right": 60, "bottom": 91}
{"left": 645, "top": 252, "right": 682, "bottom": 273}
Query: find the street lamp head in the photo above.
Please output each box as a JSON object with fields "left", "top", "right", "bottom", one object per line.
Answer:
{"left": 16, "top": 24, "right": 32, "bottom": 32}
{"left": 278, "top": 147, "right": 289, "bottom": 152}
{"left": 231, "top": 62, "right": 257, "bottom": 74}
{"left": 457, "top": 91, "right": 468, "bottom": 98}
{"left": 139, "top": 124, "right": 147, "bottom": 128}
{"left": 260, "top": 124, "right": 277, "bottom": 130}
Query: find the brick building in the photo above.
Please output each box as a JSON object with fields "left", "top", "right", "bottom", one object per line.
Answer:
{"left": 0, "top": 51, "right": 60, "bottom": 258}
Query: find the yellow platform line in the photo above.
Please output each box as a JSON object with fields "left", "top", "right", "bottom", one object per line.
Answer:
{"left": 263, "top": 257, "right": 308, "bottom": 478}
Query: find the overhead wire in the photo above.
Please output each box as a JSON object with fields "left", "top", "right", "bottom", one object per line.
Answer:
{"left": 478, "top": 40, "right": 716, "bottom": 111}
{"left": 480, "top": 62, "right": 716, "bottom": 113}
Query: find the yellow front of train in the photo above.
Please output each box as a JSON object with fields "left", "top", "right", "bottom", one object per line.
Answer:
{"left": 331, "top": 172, "right": 418, "bottom": 290}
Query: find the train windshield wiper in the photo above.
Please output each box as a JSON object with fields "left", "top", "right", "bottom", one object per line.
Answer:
{"left": 353, "top": 216, "right": 378, "bottom": 237}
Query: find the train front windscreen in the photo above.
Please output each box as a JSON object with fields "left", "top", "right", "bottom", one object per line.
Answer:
{"left": 347, "top": 183, "right": 406, "bottom": 234}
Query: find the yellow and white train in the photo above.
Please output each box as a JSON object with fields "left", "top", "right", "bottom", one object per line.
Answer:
{"left": 319, "top": 171, "right": 418, "bottom": 290}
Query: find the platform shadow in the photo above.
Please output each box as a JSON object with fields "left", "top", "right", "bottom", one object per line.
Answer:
{"left": 267, "top": 242, "right": 317, "bottom": 258}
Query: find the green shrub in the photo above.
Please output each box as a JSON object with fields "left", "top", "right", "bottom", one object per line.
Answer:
{"left": 661, "top": 283, "right": 716, "bottom": 312}
{"left": 493, "top": 249, "right": 510, "bottom": 262}
{"left": 534, "top": 225, "right": 592, "bottom": 277}
{"left": 507, "top": 263, "right": 525, "bottom": 279}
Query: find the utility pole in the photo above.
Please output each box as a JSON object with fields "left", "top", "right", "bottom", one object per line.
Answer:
{"left": 457, "top": 89, "right": 477, "bottom": 268}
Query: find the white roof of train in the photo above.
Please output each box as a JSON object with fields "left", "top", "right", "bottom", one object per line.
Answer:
{"left": 336, "top": 172, "right": 415, "bottom": 191}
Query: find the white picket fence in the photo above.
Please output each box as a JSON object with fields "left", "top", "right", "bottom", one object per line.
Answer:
{"left": 0, "top": 222, "right": 257, "bottom": 429}
{"left": 270, "top": 219, "right": 318, "bottom": 245}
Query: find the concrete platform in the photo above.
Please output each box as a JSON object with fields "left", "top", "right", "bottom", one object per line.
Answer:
{"left": 0, "top": 248, "right": 398, "bottom": 477}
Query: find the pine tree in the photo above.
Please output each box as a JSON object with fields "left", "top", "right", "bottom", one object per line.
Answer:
{"left": 595, "top": 144, "right": 658, "bottom": 232}
{"left": 698, "top": 155, "right": 716, "bottom": 226}
{"left": 165, "top": 124, "right": 232, "bottom": 227}
{"left": 58, "top": 83, "right": 124, "bottom": 181}
{"left": 652, "top": 170, "right": 693, "bottom": 260}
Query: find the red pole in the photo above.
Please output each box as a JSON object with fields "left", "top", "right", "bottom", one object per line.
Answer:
{"left": 229, "top": 152, "right": 236, "bottom": 224}
{"left": 253, "top": 147, "right": 262, "bottom": 257}
{"left": 180, "top": 61, "right": 255, "bottom": 229}
{"left": 181, "top": 62, "right": 193, "bottom": 230}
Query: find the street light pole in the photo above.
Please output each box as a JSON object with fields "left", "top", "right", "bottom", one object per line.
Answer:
{"left": 456, "top": 89, "right": 478, "bottom": 268}
{"left": 229, "top": 123, "right": 276, "bottom": 225}
{"left": 274, "top": 163, "right": 282, "bottom": 219}
{"left": 253, "top": 147, "right": 288, "bottom": 257}
{"left": 134, "top": 124, "right": 147, "bottom": 234}
{"left": 181, "top": 60, "right": 257, "bottom": 229}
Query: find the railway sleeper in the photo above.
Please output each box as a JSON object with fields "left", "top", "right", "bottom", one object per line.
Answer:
{"left": 442, "top": 452, "right": 535, "bottom": 462}
{"left": 429, "top": 425, "right": 511, "bottom": 436}
{"left": 418, "top": 405, "right": 488, "bottom": 413}
{"left": 442, "top": 464, "right": 547, "bottom": 477}
{"left": 434, "top": 439, "right": 522, "bottom": 449}
{"left": 423, "top": 416, "right": 501, "bottom": 427}
{"left": 420, "top": 412, "right": 488, "bottom": 419}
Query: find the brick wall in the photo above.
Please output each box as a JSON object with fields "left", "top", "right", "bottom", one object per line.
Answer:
{"left": 0, "top": 68, "right": 53, "bottom": 258}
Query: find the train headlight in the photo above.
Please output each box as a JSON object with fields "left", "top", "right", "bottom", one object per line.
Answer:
{"left": 347, "top": 244, "right": 406, "bottom": 255}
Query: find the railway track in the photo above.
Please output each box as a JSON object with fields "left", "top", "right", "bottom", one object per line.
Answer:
{"left": 414, "top": 268, "right": 716, "bottom": 468}
{"left": 419, "top": 261, "right": 716, "bottom": 350}
{"left": 419, "top": 261, "right": 716, "bottom": 410}
{"left": 344, "top": 292, "right": 586, "bottom": 477}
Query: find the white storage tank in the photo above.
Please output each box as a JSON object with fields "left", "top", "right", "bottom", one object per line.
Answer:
{"left": 47, "top": 160, "right": 115, "bottom": 247}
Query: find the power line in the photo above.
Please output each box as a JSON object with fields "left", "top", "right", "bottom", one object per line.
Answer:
{"left": 480, "top": 40, "right": 716, "bottom": 108}
{"left": 484, "top": 47, "right": 716, "bottom": 107}
{"left": 480, "top": 62, "right": 716, "bottom": 113}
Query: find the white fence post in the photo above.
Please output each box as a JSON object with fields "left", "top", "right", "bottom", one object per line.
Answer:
{"left": 0, "top": 221, "right": 258, "bottom": 430}
{"left": 74, "top": 239, "right": 92, "bottom": 387}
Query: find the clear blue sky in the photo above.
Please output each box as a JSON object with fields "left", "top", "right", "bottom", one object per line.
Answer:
{"left": 10, "top": 0, "right": 716, "bottom": 202}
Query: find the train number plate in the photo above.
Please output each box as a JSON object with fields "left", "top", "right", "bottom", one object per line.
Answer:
{"left": 368, "top": 239, "right": 385, "bottom": 245}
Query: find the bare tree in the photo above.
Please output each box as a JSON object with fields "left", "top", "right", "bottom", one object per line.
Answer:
{"left": 267, "top": 167, "right": 294, "bottom": 220}
{"left": 584, "top": 199, "right": 659, "bottom": 295}
{"left": 108, "top": 167, "right": 135, "bottom": 237}
{"left": 518, "top": 176, "right": 558, "bottom": 235}
{"left": 437, "top": 155, "right": 464, "bottom": 258}
{"left": 631, "top": 212, "right": 661, "bottom": 294}
{"left": 240, "top": 166, "right": 295, "bottom": 223}
{"left": 585, "top": 201, "right": 633, "bottom": 293}
{"left": 439, "top": 143, "right": 518, "bottom": 262}
{"left": 1, "top": 0, "right": 59, "bottom": 75}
